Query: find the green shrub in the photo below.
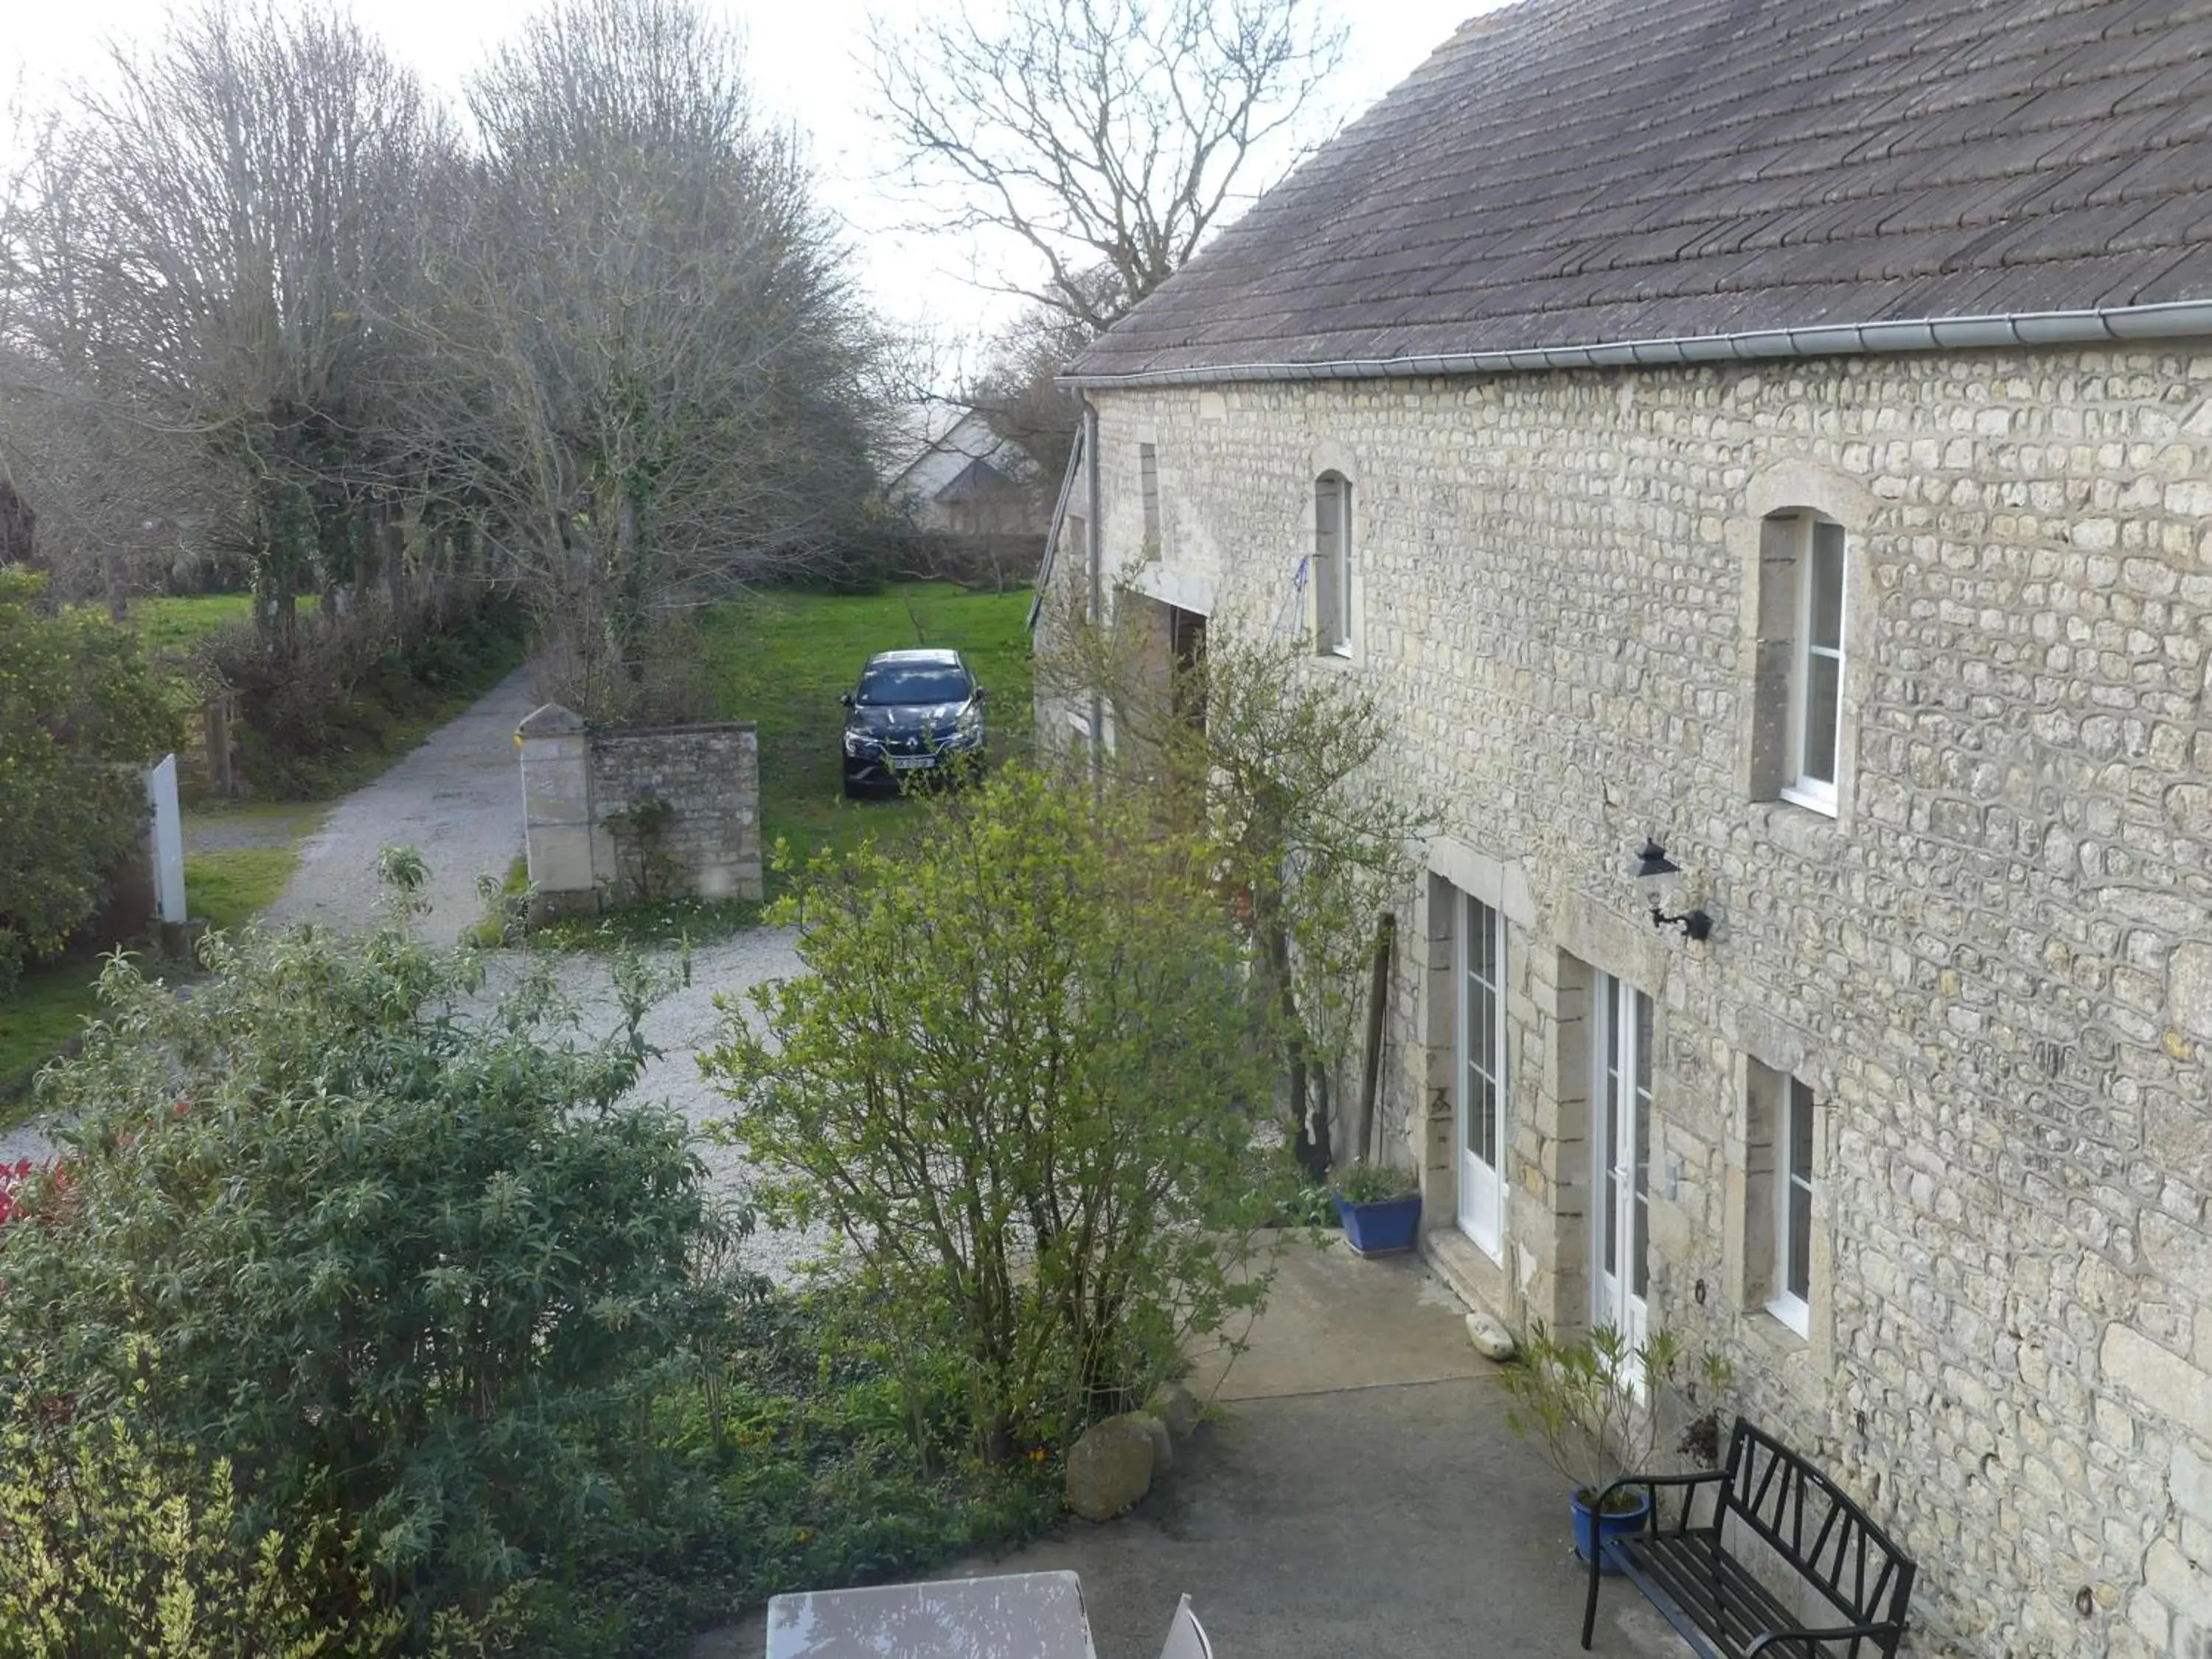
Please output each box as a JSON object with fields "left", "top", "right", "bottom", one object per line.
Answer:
{"left": 0, "top": 888, "right": 734, "bottom": 1625}
{"left": 0, "top": 1348, "right": 528, "bottom": 1658}
{"left": 1498, "top": 1321, "right": 1732, "bottom": 1506}
{"left": 706, "top": 763, "right": 1289, "bottom": 1463}
{"left": 199, "top": 597, "right": 525, "bottom": 798}
{"left": 0, "top": 569, "right": 181, "bottom": 993}
{"left": 506, "top": 1289, "right": 1056, "bottom": 1658}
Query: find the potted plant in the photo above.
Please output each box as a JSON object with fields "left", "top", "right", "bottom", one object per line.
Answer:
{"left": 1500, "top": 1322, "right": 1728, "bottom": 1571}
{"left": 1331, "top": 1161, "right": 1422, "bottom": 1256}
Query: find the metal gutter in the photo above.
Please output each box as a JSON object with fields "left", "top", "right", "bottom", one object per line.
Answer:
{"left": 1054, "top": 299, "right": 2212, "bottom": 390}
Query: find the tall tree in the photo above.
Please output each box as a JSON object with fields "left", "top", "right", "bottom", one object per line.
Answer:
{"left": 406, "top": 0, "right": 881, "bottom": 716}
{"left": 871, "top": 0, "right": 1347, "bottom": 335}
{"left": 962, "top": 281, "right": 1116, "bottom": 497}
{"left": 0, "top": 114, "right": 225, "bottom": 608}
{"left": 41, "top": 3, "right": 453, "bottom": 640}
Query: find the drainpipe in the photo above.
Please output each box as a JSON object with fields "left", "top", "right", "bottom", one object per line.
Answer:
{"left": 1084, "top": 394, "right": 1104, "bottom": 801}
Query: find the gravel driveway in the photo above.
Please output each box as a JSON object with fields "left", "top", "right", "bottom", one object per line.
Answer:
{"left": 264, "top": 665, "right": 542, "bottom": 946}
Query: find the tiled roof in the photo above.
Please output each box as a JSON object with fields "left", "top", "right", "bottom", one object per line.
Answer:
{"left": 1068, "top": 0, "right": 2212, "bottom": 382}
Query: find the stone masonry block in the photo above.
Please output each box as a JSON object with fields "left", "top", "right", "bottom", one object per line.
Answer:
{"left": 2105, "top": 1327, "right": 2212, "bottom": 1447}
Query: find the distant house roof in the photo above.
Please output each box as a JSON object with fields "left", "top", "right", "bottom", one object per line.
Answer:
{"left": 934, "top": 455, "right": 1019, "bottom": 504}
{"left": 884, "top": 408, "right": 1021, "bottom": 500}
{"left": 1068, "top": 0, "right": 2212, "bottom": 386}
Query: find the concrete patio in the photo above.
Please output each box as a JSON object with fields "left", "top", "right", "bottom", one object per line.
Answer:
{"left": 694, "top": 1234, "right": 1684, "bottom": 1659}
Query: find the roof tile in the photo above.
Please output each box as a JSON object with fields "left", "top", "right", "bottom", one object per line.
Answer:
{"left": 1071, "top": 0, "right": 2212, "bottom": 379}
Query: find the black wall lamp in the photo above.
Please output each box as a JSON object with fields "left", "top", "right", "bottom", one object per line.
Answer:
{"left": 1632, "top": 840, "right": 1713, "bottom": 942}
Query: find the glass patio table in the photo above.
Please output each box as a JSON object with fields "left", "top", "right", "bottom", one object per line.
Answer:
{"left": 765, "top": 1569, "right": 1099, "bottom": 1659}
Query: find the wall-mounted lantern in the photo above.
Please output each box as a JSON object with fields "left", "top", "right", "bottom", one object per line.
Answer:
{"left": 1632, "top": 839, "right": 1713, "bottom": 942}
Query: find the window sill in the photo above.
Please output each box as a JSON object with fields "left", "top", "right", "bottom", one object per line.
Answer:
{"left": 1764, "top": 1294, "right": 1810, "bottom": 1343}
{"left": 1750, "top": 797, "right": 1843, "bottom": 860}
{"left": 1740, "top": 1305, "right": 1811, "bottom": 1367}
{"left": 1776, "top": 784, "right": 1838, "bottom": 819}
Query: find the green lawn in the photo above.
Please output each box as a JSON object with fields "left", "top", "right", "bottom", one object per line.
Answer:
{"left": 185, "top": 844, "right": 305, "bottom": 931}
{"left": 0, "top": 961, "right": 108, "bottom": 1116}
{"left": 128, "top": 592, "right": 316, "bottom": 658}
{"left": 700, "top": 582, "right": 1034, "bottom": 877}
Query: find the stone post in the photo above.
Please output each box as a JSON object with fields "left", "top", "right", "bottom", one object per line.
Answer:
{"left": 515, "top": 703, "right": 597, "bottom": 919}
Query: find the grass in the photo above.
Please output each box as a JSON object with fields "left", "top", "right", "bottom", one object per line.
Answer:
{"left": 185, "top": 844, "right": 303, "bottom": 931}
{"left": 128, "top": 593, "right": 316, "bottom": 659}
{"left": 178, "top": 799, "right": 328, "bottom": 845}
{"left": 699, "top": 582, "right": 1034, "bottom": 882}
{"left": 0, "top": 961, "right": 109, "bottom": 1119}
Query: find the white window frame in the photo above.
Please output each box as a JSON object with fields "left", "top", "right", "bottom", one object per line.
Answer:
{"left": 1313, "top": 472, "right": 1352, "bottom": 658}
{"left": 1593, "top": 973, "right": 1652, "bottom": 1391}
{"left": 1779, "top": 513, "right": 1846, "bottom": 815}
{"left": 1767, "top": 1076, "right": 1815, "bottom": 1339}
{"left": 1455, "top": 890, "right": 1506, "bottom": 1261}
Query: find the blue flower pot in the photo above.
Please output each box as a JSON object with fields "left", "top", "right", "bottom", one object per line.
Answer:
{"left": 1571, "top": 1487, "right": 1652, "bottom": 1573}
{"left": 1335, "top": 1193, "right": 1422, "bottom": 1256}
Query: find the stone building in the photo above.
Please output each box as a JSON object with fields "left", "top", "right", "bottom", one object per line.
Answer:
{"left": 1035, "top": 0, "right": 2212, "bottom": 1652}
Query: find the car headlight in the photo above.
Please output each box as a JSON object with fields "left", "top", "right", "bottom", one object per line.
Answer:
{"left": 844, "top": 728, "right": 879, "bottom": 757}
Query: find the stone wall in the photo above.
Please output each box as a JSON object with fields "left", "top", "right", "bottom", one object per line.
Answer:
{"left": 1051, "top": 346, "right": 2212, "bottom": 1657}
{"left": 517, "top": 704, "right": 762, "bottom": 913}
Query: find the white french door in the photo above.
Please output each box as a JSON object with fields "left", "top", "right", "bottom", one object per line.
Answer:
{"left": 1455, "top": 891, "right": 1506, "bottom": 1259}
{"left": 1592, "top": 973, "right": 1652, "bottom": 1360}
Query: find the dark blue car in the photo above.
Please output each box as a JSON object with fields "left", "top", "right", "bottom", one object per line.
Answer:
{"left": 839, "top": 648, "right": 987, "bottom": 796}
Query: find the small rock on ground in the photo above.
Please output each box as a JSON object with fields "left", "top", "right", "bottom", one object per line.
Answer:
{"left": 1466, "top": 1311, "right": 1517, "bottom": 1360}
{"left": 1065, "top": 1415, "right": 1158, "bottom": 1522}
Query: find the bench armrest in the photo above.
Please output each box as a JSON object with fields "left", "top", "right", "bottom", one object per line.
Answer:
{"left": 1745, "top": 1620, "right": 1904, "bottom": 1657}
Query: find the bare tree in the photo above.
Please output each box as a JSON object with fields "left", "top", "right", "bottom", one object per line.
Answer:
{"left": 4, "top": 5, "right": 456, "bottom": 639}
{"left": 0, "top": 105, "right": 218, "bottom": 606}
{"left": 871, "top": 0, "right": 1347, "bottom": 335}
{"left": 400, "top": 0, "right": 881, "bottom": 717}
{"left": 962, "top": 279, "right": 1119, "bottom": 501}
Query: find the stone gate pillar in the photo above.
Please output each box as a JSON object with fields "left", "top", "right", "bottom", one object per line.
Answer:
{"left": 515, "top": 703, "right": 595, "bottom": 919}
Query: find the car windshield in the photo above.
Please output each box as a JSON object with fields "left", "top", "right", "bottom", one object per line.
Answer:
{"left": 856, "top": 664, "right": 970, "bottom": 706}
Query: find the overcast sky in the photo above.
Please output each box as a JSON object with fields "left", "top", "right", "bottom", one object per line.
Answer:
{"left": 2, "top": 0, "right": 1509, "bottom": 355}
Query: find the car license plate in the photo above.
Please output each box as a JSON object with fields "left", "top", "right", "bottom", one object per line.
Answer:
{"left": 888, "top": 754, "right": 936, "bottom": 771}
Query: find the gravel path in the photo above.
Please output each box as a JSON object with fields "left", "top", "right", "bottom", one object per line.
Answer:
{"left": 264, "top": 666, "right": 541, "bottom": 946}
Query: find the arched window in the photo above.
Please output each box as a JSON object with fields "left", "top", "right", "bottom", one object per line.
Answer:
{"left": 1314, "top": 471, "right": 1352, "bottom": 656}
{"left": 1761, "top": 509, "right": 1846, "bottom": 813}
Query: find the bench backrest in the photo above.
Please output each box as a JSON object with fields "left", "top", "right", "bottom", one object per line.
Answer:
{"left": 1717, "top": 1418, "right": 1916, "bottom": 1633}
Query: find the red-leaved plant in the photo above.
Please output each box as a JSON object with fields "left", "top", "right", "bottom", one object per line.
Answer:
{"left": 0, "top": 1156, "right": 72, "bottom": 1234}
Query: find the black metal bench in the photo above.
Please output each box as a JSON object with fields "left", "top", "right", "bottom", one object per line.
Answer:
{"left": 1581, "top": 1417, "right": 1916, "bottom": 1658}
